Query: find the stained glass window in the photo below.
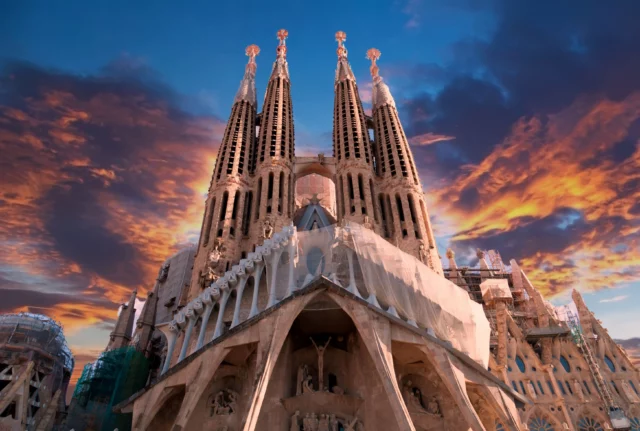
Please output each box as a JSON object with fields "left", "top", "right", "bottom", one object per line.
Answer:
{"left": 629, "top": 417, "right": 639, "bottom": 431}
{"left": 577, "top": 417, "right": 604, "bottom": 431}
{"left": 516, "top": 355, "right": 526, "bottom": 372}
{"left": 604, "top": 355, "right": 616, "bottom": 372}
{"left": 560, "top": 355, "right": 571, "bottom": 372}
{"left": 529, "top": 417, "right": 555, "bottom": 431}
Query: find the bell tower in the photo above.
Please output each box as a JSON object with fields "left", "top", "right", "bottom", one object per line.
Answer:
{"left": 249, "top": 29, "right": 296, "bottom": 246}
{"left": 189, "top": 45, "right": 261, "bottom": 299}
{"left": 332, "top": 32, "right": 381, "bottom": 232}
{"left": 366, "top": 48, "right": 442, "bottom": 274}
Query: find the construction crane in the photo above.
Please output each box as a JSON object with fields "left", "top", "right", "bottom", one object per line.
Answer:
{"left": 566, "top": 310, "right": 631, "bottom": 430}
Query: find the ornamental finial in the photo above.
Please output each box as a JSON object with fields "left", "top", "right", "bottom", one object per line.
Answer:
{"left": 335, "top": 31, "right": 348, "bottom": 58}
{"left": 366, "top": 48, "right": 381, "bottom": 78}
{"left": 245, "top": 44, "right": 260, "bottom": 74}
{"left": 276, "top": 29, "right": 288, "bottom": 58}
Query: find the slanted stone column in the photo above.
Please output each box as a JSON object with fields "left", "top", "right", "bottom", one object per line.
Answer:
{"left": 160, "top": 322, "right": 180, "bottom": 375}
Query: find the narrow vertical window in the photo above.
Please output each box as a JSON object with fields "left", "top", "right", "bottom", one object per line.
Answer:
{"left": 385, "top": 194, "right": 394, "bottom": 237}
{"left": 278, "top": 172, "right": 284, "bottom": 214}
{"left": 338, "top": 176, "right": 345, "bottom": 218}
{"left": 267, "top": 172, "right": 274, "bottom": 214}
{"left": 229, "top": 191, "right": 240, "bottom": 237}
{"left": 202, "top": 198, "right": 216, "bottom": 247}
{"left": 396, "top": 194, "right": 407, "bottom": 238}
{"left": 347, "top": 174, "right": 355, "bottom": 214}
{"left": 379, "top": 194, "right": 389, "bottom": 238}
{"left": 357, "top": 174, "right": 366, "bottom": 215}
{"left": 255, "top": 178, "right": 262, "bottom": 220}
{"left": 242, "top": 192, "right": 253, "bottom": 236}
{"left": 370, "top": 179, "right": 378, "bottom": 222}
{"left": 289, "top": 173, "right": 294, "bottom": 217}
{"left": 217, "top": 192, "right": 229, "bottom": 237}
{"left": 407, "top": 194, "right": 421, "bottom": 239}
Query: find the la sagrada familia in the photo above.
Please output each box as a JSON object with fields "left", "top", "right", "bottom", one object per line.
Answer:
{"left": 103, "top": 30, "right": 640, "bottom": 431}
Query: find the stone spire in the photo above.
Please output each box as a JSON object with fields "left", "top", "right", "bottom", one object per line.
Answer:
{"left": 132, "top": 266, "right": 166, "bottom": 354}
{"left": 268, "top": 28, "right": 290, "bottom": 81}
{"left": 189, "top": 45, "right": 260, "bottom": 300}
{"left": 107, "top": 289, "right": 137, "bottom": 351}
{"left": 366, "top": 48, "right": 442, "bottom": 275}
{"left": 250, "top": 28, "right": 296, "bottom": 247}
{"left": 332, "top": 31, "right": 378, "bottom": 230}
{"left": 335, "top": 31, "right": 356, "bottom": 83}
{"left": 366, "top": 48, "right": 395, "bottom": 109}
{"left": 234, "top": 44, "right": 260, "bottom": 106}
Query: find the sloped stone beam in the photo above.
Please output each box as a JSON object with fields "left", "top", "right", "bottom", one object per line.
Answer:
{"left": 170, "top": 347, "right": 230, "bottom": 430}
{"left": 417, "top": 344, "right": 487, "bottom": 431}
{"left": 249, "top": 262, "right": 264, "bottom": 318}
{"left": 240, "top": 290, "right": 322, "bottom": 431}
{"left": 231, "top": 275, "right": 249, "bottom": 327}
{"left": 327, "top": 293, "right": 415, "bottom": 430}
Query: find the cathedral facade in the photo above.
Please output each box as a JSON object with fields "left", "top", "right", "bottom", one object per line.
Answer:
{"left": 110, "top": 30, "right": 640, "bottom": 431}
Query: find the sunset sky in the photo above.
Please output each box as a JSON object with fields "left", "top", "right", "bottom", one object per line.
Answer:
{"left": 1, "top": 0, "right": 639, "bottom": 385}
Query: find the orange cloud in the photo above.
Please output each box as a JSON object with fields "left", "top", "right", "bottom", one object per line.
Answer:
{"left": 409, "top": 132, "right": 455, "bottom": 146}
{"left": 432, "top": 93, "right": 640, "bottom": 296}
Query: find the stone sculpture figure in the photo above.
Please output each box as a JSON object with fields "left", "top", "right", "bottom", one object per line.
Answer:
{"left": 303, "top": 413, "right": 319, "bottom": 431}
{"left": 290, "top": 410, "right": 301, "bottom": 431}
{"left": 303, "top": 374, "right": 314, "bottom": 393}
{"left": 363, "top": 215, "right": 373, "bottom": 230}
{"left": 310, "top": 336, "right": 331, "bottom": 391}
{"left": 419, "top": 243, "right": 428, "bottom": 265}
{"left": 318, "top": 414, "right": 330, "bottom": 431}
{"left": 329, "top": 414, "right": 339, "bottom": 431}
{"left": 427, "top": 396, "right": 441, "bottom": 416}
{"left": 263, "top": 220, "right": 274, "bottom": 239}
{"left": 210, "top": 389, "right": 237, "bottom": 416}
{"left": 296, "top": 364, "right": 309, "bottom": 395}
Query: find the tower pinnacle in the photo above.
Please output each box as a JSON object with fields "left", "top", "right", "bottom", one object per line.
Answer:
{"left": 269, "top": 29, "right": 290, "bottom": 81}
{"left": 335, "top": 31, "right": 355, "bottom": 82}
{"left": 366, "top": 48, "right": 395, "bottom": 109}
{"left": 234, "top": 45, "right": 260, "bottom": 106}
{"left": 277, "top": 29, "right": 288, "bottom": 58}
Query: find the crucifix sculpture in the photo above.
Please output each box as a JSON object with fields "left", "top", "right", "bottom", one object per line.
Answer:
{"left": 310, "top": 336, "right": 331, "bottom": 391}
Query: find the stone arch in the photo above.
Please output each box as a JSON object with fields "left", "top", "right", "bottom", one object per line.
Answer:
{"left": 522, "top": 406, "right": 564, "bottom": 431}
{"left": 295, "top": 160, "right": 335, "bottom": 181}
{"left": 572, "top": 405, "right": 610, "bottom": 431}
{"left": 183, "top": 365, "right": 247, "bottom": 430}
{"left": 145, "top": 385, "right": 186, "bottom": 431}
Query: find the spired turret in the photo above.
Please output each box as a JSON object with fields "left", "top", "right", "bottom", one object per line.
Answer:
{"left": 332, "top": 32, "right": 380, "bottom": 231}
{"left": 107, "top": 289, "right": 137, "bottom": 351}
{"left": 366, "top": 49, "right": 442, "bottom": 274}
{"left": 249, "top": 29, "right": 296, "bottom": 246}
{"left": 190, "top": 45, "right": 261, "bottom": 299}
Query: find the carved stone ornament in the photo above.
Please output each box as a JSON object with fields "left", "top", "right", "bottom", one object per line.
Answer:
{"left": 209, "top": 389, "right": 239, "bottom": 416}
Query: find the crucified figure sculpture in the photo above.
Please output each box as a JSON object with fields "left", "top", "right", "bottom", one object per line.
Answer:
{"left": 310, "top": 336, "right": 331, "bottom": 391}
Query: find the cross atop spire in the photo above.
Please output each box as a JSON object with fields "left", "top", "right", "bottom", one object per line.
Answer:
{"left": 336, "top": 31, "right": 348, "bottom": 59}
{"left": 334, "top": 31, "right": 355, "bottom": 82}
{"left": 245, "top": 44, "right": 260, "bottom": 74}
{"left": 269, "top": 29, "right": 290, "bottom": 81}
{"left": 366, "top": 47, "right": 395, "bottom": 109}
{"left": 277, "top": 29, "right": 288, "bottom": 59}
{"left": 366, "top": 48, "right": 381, "bottom": 80}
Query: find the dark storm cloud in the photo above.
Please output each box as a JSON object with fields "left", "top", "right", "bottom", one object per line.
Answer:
{"left": 0, "top": 59, "right": 225, "bottom": 330}
{"left": 401, "top": 0, "right": 640, "bottom": 178}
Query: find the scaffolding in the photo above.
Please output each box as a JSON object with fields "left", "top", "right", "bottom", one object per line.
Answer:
{"left": 64, "top": 346, "right": 149, "bottom": 431}
{"left": 566, "top": 311, "right": 631, "bottom": 430}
